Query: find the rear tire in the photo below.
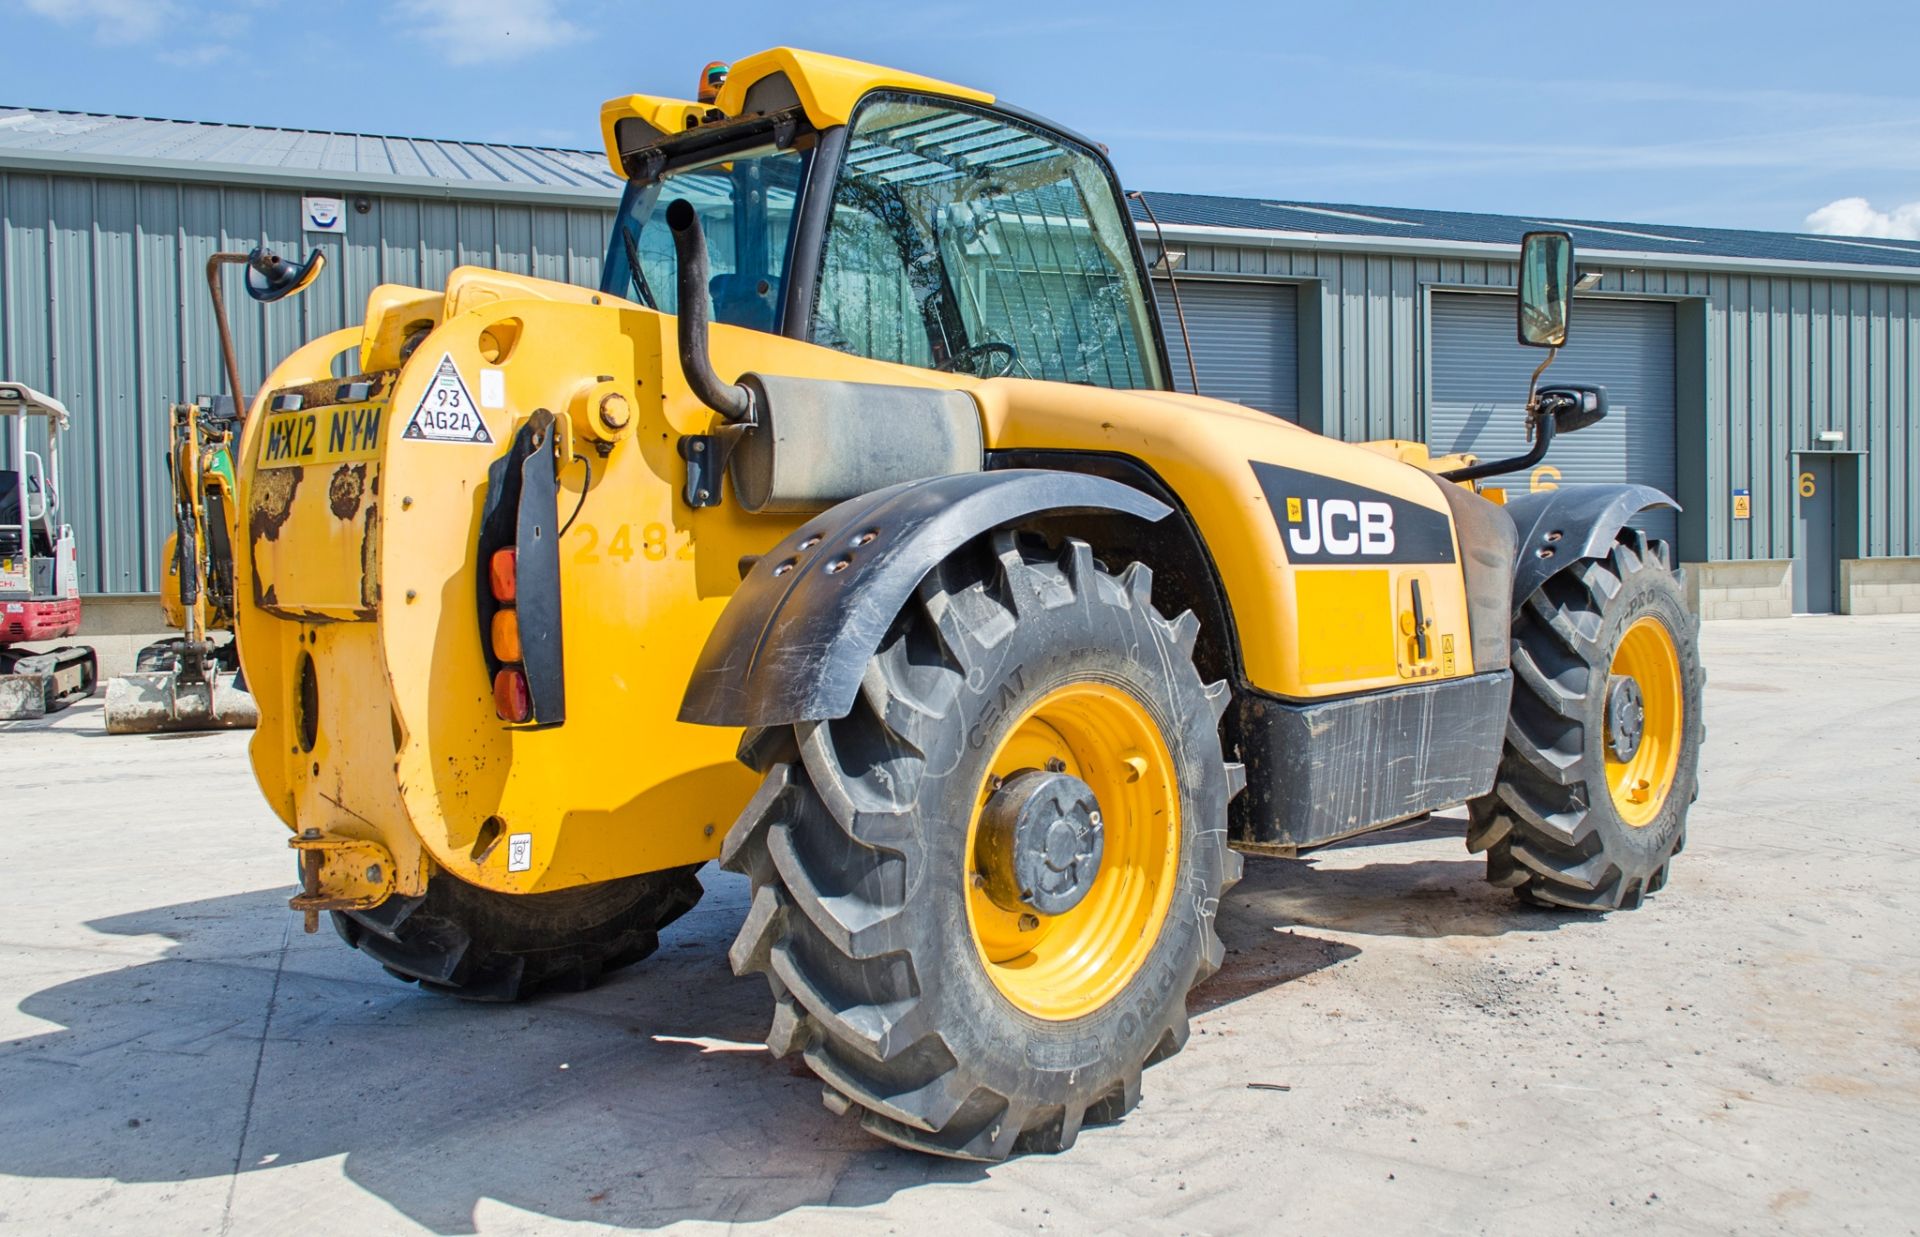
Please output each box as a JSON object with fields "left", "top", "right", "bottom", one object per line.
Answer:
{"left": 721, "top": 532, "right": 1242, "bottom": 1160}
{"left": 1469, "top": 528, "right": 1703, "bottom": 910}
{"left": 331, "top": 865, "right": 703, "bottom": 1001}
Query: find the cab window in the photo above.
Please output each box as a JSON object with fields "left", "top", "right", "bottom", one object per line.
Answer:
{"left": 603, "top": 142, "right": 811, "bottom": 333}
{"left": 812, "top": 95, "right": 1163, "bottom": 388}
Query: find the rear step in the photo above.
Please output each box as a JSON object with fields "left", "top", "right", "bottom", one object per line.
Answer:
{"left": 0, "top": 645, "right": 98, "bottom": 719}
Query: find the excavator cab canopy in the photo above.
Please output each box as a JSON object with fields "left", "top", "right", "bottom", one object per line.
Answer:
{"left": 598, "top": 48, "right": 1171, "bottom": 389}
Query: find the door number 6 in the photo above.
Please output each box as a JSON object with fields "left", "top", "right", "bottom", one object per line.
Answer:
{"left": 1798, "top": 472, "right": 1816, "bottom": 499}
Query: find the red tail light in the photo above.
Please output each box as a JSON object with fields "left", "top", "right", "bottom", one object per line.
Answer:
{"left": 489, "top": 548, "right": 517, "bottom": 602}
{"left": 493, "top": 667, "right": 532, "bottom": 723}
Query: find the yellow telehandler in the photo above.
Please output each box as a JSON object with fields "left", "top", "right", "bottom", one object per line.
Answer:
{"left": 229, "top": 50, "right": 1703, "bottom": 1160}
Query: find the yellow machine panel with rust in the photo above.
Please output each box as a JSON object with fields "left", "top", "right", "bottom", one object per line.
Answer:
{"left": 247, "top": 375, "right": 392, "bottom": 623}
{"left": 237, "top": 288, "right": 976, "bottom": 896}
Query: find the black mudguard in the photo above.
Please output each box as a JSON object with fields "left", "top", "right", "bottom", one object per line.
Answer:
{"left": 1504, "top": 483, "right": 1678, "bottom": 607}
{"left": 678, "top": 469, "right": 1171, "bottom": 729}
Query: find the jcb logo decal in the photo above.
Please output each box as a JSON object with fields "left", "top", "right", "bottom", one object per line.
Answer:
{"left": 1251, "top": 461, "right": 1457, "bottom": 566}
{"left": 1286, "top": 498, "right": 1396, "bottom": 557}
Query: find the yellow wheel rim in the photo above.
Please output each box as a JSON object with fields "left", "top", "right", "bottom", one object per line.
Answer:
{"left": 1605, "top": 615, "right": 1684, "bottom": 827}
{"left": 964, "top": 682, "right": 1180, "bottom": 1022}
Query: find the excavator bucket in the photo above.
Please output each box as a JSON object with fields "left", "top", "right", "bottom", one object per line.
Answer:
{"left": 102, "top": 637, "right": 256, "bottom": 734}
{"left": 102, "top": 666, "right": 256, "bottom": 734}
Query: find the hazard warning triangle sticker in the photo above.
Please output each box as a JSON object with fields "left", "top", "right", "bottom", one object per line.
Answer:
{"left": 403, "top": 354, "right": 494, "bottom": 444}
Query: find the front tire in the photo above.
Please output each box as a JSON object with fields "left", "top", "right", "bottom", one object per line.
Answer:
{"left": 1469, "top": 528, "right": 1704, "bottom": 909}
{"left": 722, "top": 532, "right": 1242, "bottom": 1159}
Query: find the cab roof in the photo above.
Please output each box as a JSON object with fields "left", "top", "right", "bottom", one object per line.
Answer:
{"left": 598, "top": 47, "right": 993, "bottom": 179}
{"left": 0, "top": 382, "right": 70, "bottom": 428}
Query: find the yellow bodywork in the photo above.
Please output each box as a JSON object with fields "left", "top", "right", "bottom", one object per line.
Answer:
{"left": 235, "top": 273, "right": 1484, "bottom": 901}
{"left": 234, "top": 48, "right": 1493, "bottom": 908}
{"left": 597, "top": 47, "right": 993, "bottom": 178}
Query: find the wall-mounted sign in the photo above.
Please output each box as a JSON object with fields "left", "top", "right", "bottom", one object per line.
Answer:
{"left": 302, "top": 196, "right": 346, "bottom": 234}
{"left": 1732, "top": 487, "right": 1751, "bottom": 520}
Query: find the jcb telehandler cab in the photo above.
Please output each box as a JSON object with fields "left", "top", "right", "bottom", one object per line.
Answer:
{"left": 230, "top": 49, "right": 1703, "bottom": 1160}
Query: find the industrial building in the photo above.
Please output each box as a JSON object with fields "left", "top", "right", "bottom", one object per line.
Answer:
{"left": 2, "top": 106, "right": 1917, "bottom": 621}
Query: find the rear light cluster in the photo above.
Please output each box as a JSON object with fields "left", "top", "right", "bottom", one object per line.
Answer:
{"left": 488, "top": 547, "right": 532, "bottom": 723}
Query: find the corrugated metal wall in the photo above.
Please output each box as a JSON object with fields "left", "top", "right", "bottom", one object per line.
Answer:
{"left": 4, "top": 162, "right": 1918, "bottom": 586}
{"left": 0, "top": 169, "right": 613, "bottom": 593}
{"left": 1153, "top": 277, "right": 1300, "bottom": 419}
{"left": 1173, "top": 242, "right": 1920, "bottom": 562}
{"left": 1430, "top": 293, "right": 1678, "bottom": 544}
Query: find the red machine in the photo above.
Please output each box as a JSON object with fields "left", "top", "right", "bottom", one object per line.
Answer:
{"left": 0, "top": 382, "right": 95, "bottom": 718}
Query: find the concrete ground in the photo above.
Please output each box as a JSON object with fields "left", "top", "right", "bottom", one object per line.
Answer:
{"left": 3, "top": 617, "right": 1917, "bottom": 1236}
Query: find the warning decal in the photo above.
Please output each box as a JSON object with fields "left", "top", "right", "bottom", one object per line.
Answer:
{"left": 403, "top": 354, "right": 493, "bottom": 444}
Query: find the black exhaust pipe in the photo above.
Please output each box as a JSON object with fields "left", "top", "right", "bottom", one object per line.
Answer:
{"left": 666, "top": 199, "right": 755, "bottom": 424}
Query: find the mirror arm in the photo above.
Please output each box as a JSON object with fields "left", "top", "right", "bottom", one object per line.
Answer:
{"left": 1441, "top": 347, "right": 1560, "bottom": 484}
{"left": 1524, "top": 346, "right": 1557, "bottom": 409}
{"left": 1441, "top": 411, "right": 1556, "bottom": 484}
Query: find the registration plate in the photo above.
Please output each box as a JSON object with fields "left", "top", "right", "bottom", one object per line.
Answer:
{"left": 256, "top": 402, "right": 386, "bottom": 470}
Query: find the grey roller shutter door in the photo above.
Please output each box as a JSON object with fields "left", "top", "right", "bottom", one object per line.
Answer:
{"left": 1154, "top": 278, "right": 1299, "bottom": 420}
{"left": 1429, "top": 292, "right": 1678, "bottom": 547}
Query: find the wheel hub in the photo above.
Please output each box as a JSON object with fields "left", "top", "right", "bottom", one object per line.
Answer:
{"left": 977, "top": 769, "right": 1105, "bottom": 917}
{"left": 1605, "top": 673, "right": 1646, "bottom": 762}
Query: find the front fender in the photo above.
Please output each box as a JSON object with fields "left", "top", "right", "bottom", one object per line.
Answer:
{"left": 1505, "top": 483, "right": 1678, "bottom": 607}
{"left": 678, "top": 469, "right": 1170, "bottom": 729}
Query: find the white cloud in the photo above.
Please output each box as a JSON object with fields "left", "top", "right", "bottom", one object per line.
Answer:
{"left": 21, "top": 0, "right": 180, "bottom": 45}
{"left": 159, "top": 42, "right": 236, "bottom": 68}
{"left": 397, "top": 0, "right": 581, "bottom": 65}
{"left": 1804, "top": 197, "right": 1920, "bottom": 240}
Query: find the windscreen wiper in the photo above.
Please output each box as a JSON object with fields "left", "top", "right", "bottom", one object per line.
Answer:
{"left": 620, "top": 223, "right": 658, "bottom": 309}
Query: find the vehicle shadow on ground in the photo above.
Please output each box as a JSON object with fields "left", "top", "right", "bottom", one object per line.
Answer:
{"left": 1194, "top": 817, "right": 1571, "bottom": 1012}
{"left": 1222, "top": 818, "right": 1571, "bottom": 942}
{"left": 1, "top": 833, "right": 1564, "bottom": 1231}
{"left": 0, "top": 886, "right": 988, "bottom": 1231}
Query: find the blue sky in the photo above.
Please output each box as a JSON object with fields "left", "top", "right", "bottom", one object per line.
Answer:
{"left": 10, "top": 0, "right": 1920, "bottom": 237}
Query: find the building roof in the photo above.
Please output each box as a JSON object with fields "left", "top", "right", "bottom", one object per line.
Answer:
{"left": 1127, "top": 192, "right": 1920, "bottom": 275}
{"left": 0, "top": 106, "right": 623, "bottom": 204}
{"left": 3, "top": 105, "right": 1916, "bottom": 277}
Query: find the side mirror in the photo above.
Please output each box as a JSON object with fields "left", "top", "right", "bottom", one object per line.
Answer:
{"left": 1538, "top": 383, "right": 1607, "bottom": 434}
{"left": 244, "top": 246, "right": 326, "bottom": 303}
{"left": 1517, "top": 230, "right": 1574, "bottom": 348}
